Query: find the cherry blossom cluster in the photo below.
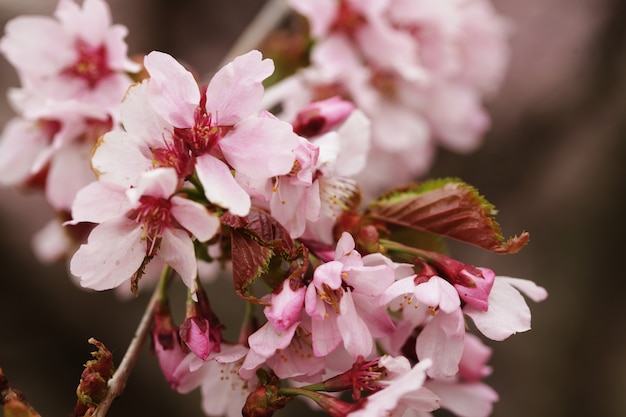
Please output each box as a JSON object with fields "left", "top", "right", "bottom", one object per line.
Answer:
{"left": 0, "top": 0, "right": 139, "bottom": 261}
{"left": 265, "top": 0, "right": 510, "bottom": 199}
{"left": 0, "top": 1, "right": 547, "bottom": 417}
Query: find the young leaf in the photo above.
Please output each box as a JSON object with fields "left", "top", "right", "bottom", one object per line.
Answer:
{"left": 365, "top": 178, "right": 529, "bottom": 254}
{"left": 223, "top": 208, "right": 309, "bottom": 303}
{"left": 229, "top": 229, "right": 274, "bottom": 304}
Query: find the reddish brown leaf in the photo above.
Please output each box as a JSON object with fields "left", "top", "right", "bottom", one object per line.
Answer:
{"left": 224, "top": 208, "right": 309, "bottom": 303}
{"left": 365, "top": 179, "right": 529, "bottom": 254}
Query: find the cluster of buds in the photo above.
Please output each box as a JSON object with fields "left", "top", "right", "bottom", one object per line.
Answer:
{"left": 0, "top": 1, "right": 547, "bottom": 417}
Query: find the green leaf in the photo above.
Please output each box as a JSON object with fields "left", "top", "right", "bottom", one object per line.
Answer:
{"left": 365, "top": 178, "right": 529, "bottom": 254}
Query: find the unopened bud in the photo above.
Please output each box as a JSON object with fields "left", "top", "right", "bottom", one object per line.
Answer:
{"left": 293, "top": 96, "right": 355, "bottom": 138}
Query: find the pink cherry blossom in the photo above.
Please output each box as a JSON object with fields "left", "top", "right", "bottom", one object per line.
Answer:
{"left": 69, "top": 167, "right": 220, "bottom": 294}
{"left": 348, "top": 358, "right": 440, "bottom": 417}
{"left": 271, "top": 0, "right": 511, "bottom": 199}
{"left": 0, "top": 0, "right": 139, "bottom": 116}
{"left": 173, "top": 344, "right": 255, "bottom": 417}
{"left": 381, "top": 275, "right": 465, "bottom": 378}
{"left": 305, "top": 232, "right": 395, "bottom": 358}
{"left": 92, "top": 50, "right": 299, "bottom": 217}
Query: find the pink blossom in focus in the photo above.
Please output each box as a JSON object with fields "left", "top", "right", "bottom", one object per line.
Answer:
{"left": 173, "top": 344, "right": 256, "bottom": 417}
{"left": 381, "top": 275, "right": 465, "bottom": 379}
{"left": 305, "top": 232, "right": 395, "bottom": 359}
{"left": 348, "top": 357, "right": 440, "bottom": 417}
{"left": 69, "top": 168, "right": 220, "bottom": 294}
{"left": 92, "top": 50, "right": 299, "bottom": 217}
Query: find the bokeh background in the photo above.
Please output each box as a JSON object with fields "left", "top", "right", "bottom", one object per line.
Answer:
{"left": 0, "top": 0, "right": 625, "bottom": 416}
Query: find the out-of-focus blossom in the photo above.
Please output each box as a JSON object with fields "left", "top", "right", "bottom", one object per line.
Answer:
{"left": 269, "top": 0, "right": 511, "bottom": 199}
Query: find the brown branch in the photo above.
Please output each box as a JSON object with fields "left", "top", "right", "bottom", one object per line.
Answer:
{"left": 91, "top": 286, "right": 161, "bottom": 417}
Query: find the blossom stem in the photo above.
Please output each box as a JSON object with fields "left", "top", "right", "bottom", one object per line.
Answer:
{"left": 238, "top": 301, "right": 256, "bottom": 345}
{"left": 93, "top": 267, "right": 172, "bottom": 417}
{"left": 218, "top": 0, "right": 289, "bottom": 68}
{"left": 379, "top": 238, "right": 434, "bottom": 263}
{"left": 278, "top": 388, "right": 353, "bottom": 416}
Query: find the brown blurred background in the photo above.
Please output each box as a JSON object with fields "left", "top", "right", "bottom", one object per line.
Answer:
{"left": 0, "top": 0, "right": 625, "bottom": 416}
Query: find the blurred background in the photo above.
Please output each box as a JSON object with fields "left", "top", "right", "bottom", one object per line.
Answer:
{"left": 0, "top": 0, "right": 624, "bottom": 416}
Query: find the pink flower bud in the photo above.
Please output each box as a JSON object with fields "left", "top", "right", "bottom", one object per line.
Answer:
{"left": 453, "top": 266, "right": 495, "bottom": 312}
{"left": 293, "top": 96, "right": 355, "bottom": 138}
{"left": 179, "top": 316, "right": 214, "bottom": 360}
{"left": 151, "top": 299, "right": 186, "bottom": 389}
{"left": 179, "top": 285, "right": 223, "bottom": 360}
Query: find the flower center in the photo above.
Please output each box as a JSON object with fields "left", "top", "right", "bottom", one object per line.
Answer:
{"left": 332, "top": 0, "right": 367, "bottom": 36}
{"left": 152, "top": 135, "right": 195, "bottom": 179}
{"left": 64, "top": 39, "right": 112, "bottom": 88}
{"left": 128, "top": 196, "right": 175, "bottom": 256}
{"left": 319, "top": 283, "right": 343, "bottom": 315}
{"left": 174, "top": 93, "right": 233, "bottom": 157}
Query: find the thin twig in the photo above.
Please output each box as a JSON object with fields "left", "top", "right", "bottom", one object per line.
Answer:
{"left": 217, "top": 0, "right": 290, "bottom": 68}
{"left": 92, "top": 286, "right": 161, "bottom": 417}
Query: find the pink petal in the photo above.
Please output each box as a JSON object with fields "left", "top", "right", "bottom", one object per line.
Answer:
{"left": 264, "top": 280, "right": 306, "bottom": 331}
{"left": 195, "top": 154, "right": 251, "bottom": 216}
{"left": 335, "top": 231, "right": 357, "bottom": 259}
{"left": 343, "top": 264, "right": 395, "bottom": 297}
{"left": 0, "top": 16, "right": 73, "bottom": 76}
{"left": 205, "top": 50, "right": 274, "bottom": 126}
{"left": 337, "top": 291, "right": 373, "bottom": 358}
{"left": 126, "top": 167, "right": 178, "bottom": 204}
{"left": 464, "top": 278, "right": 532, "bottom": 341}
{"left": 46, "top": 142, "right": 96, "bottom": 211}
{"left": 70, "top": 180, "right": 131, "bottom": 224}
{"left": 352, "top": 292, "right": 396, "bottom": 338}
{"left": 170, "top": 196, "right": 219, "bottom": 242}
{"left": 31, "top": 219, "right": 73, "bottom": 263}
{"left": 120, "top": 81, "right": 174, "bottom": 145}
{"left": 248, "top": 320, "right": 299, "bottom": 358}
{"left": 414, "top": 276, "right": 460, "bottom": 313}
{"left": 426, "top": 381, "right": 499, "bottom": 417}
{"left": 220, "top": 116, "right": 297, "bottom": 179}
{"left": 288, "top": 0, "right": 337, "bottom": 38}
{"left": 379, "top": 276, "right": 420, "bottom": 308}
{"left": 159, "top": 228, "right": 198, "bottom": 293}
{"left": 311, "top": 311, "right": 342, "bottom": 357}
{"left": 144, "top": 51, "right": 199, "bottom": 128}
{"left": 416, "top": 309, "right": 465, "bottom": 379}
{"left": 0, "top": 118, "right": 48, "bottom": 185}
{"left": 500, "top": 277, "right": 548, "bottom": 302}
{"left": 71, "top": 218, "right": 145, "bottom": 290}
{"left": 91, "top": 130, "right": 153, "bottom": 188}
{"left": 312, "top": 260, "right": 344, "bottom": 291}
{"left": 55, "top": 0, "right": 111, "bottom": 44}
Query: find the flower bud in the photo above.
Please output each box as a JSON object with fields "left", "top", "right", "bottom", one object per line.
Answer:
{"left": 453, "top": 266, "right": 495, "bottom": 312}
{"left": 151, "top": 298, "right": 186, "bottom": 389}
{"left": 179, "top": 285, "right": 223, "bottom": 360}
{"left": 293, "top": 96, "right": 355, "bottom": 138}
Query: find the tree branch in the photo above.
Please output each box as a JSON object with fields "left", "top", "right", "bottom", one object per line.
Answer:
{"left": 92, "top": 286, "right": 161, "bottom": 417}
{"left": 218, "top": 0, "right": 290, "bottom": 68}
